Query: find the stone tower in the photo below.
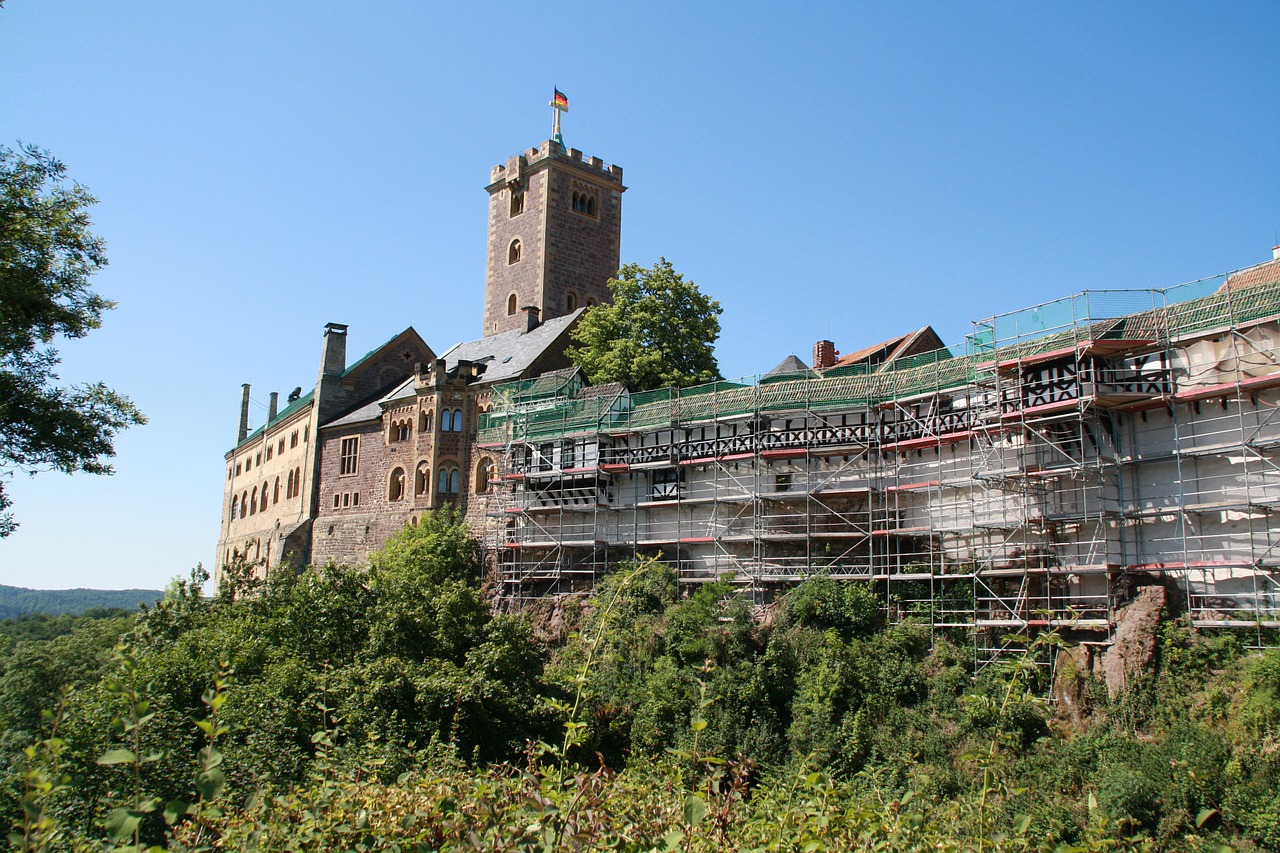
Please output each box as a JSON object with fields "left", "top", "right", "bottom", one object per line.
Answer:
{"left": 482, "top": 139, "right": 625, "bottom": 336}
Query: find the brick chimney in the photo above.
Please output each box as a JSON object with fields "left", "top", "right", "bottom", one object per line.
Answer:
{"left": 813, "top": 340, "right": 838, "bottom": 370}
{"left": 321, "top": 323, "right": 348, "bottom": 376}
{"left": 522, "top": 305, "right": 541, "bottom": 334}
{"left": 267, "top": 391, "right": 278, "bottom": 423}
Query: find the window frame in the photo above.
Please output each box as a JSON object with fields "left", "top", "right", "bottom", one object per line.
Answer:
{"left": 339, "top": 436, "right": 359, "bottom": 476}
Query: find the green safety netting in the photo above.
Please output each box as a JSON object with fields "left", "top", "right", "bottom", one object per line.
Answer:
{"left": 480, "top": 273, "right": 1280, "bottom": 444}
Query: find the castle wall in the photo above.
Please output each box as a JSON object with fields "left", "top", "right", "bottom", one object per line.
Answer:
{"left": 216, "top": 407, "right": 314, "bottom": 574}
{"left": 312, "top": 419, "right": 414, "bottom": 568}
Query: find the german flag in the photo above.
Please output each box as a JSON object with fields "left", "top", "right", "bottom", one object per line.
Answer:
{"left": 553, "top": 89, "right": 569, "bottom": 110}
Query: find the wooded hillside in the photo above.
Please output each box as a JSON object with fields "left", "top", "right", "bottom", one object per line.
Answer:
{"left": 3, "top": 512, "right": 1277, "bottom": 851}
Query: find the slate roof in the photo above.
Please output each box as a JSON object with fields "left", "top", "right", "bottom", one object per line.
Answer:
{"left": 319, "top": 316, "right": 584, "bottom": 432}
{"left": 437, "top": 310, "right": 582, "bottom": 385}
{"left": 321, "top": 376, "right": 416, "bottom": 430}
{"left": 763, "top": 354, "right": 814, "bottom": 380}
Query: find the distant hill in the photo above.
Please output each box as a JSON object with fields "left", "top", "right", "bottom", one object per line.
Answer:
{"left": 0, "top": 584, "right": 163, "bottom": 619}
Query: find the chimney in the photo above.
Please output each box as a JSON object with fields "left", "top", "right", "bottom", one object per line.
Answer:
{"left": 1272, "top": 245, "right": 1280, "bottom": 261}
{"left": 813, "top": 340, "right": 838, "bottom": 370}
{"left": 322, "top": 323, "right": 348, "bottom": 376}
{"left": 267, "top": 391, "right": 279, "bottom": 423}
{"left": 433, "top": 358, "right": 447, "bottom": 388}
{"left": 237, "top": 384, "right": 251, "bottom": 443}
{"left": 522, "top": 305, "right": 541, "bottom": 334}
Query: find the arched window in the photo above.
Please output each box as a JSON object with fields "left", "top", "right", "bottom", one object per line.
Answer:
{"left": 508, "top": 239, "right": 521, "bottom": 265}
{"left": 249, "top": 487, "right": 258, "bottom": 515}
{"left": 437, "top": 469, "right": 449, "bottom": 493}
{"left": 241, "top": 490, "right": 248, "bottom": 515}
{"left": 260, "top": 482, "right": 268, "bottom": 512}
{"left": 586, "top": 297, "right": 596, "bottom": 307}
{"left": 440, "top": 409, "right": 453, "bottom": 432}
{"left": 452, "top": 408, "right": 464, "bottom": 432}
{"left": 475, "top": 458, "right": 492, "bottom": 494}
{"left": 450, "top": 469, "right": 460, "bottom": 494}
{"left": 421, "top": 409, "right": 433, "bottom": 432}
{"left": 230, "top": 495, "right": 239, "bottom": 520}
{"left": 388, "top": 467, "right": 406, "bottom": 502}
{"left": 509, "top": 191, "right": 524, "bottom": 217}
{"left": 415, "top": 462, "right": 430, "bottom": 495}
{"left": 587, "top": 196, "right": 596, "bottom": 216}
{"left": 566, "top": 292, "right": 577, "bottom": 311}
{"left": 286, "top": 470, "right": 294, "bottom": 500}
{"left": 507, "top": 293, "right": 517, "bottom": 315}
{"left": 273, "top": 477, "right": 280, "bottom": 504}
{"left": 294, "top": 467, "right": 301, "bottom": 496}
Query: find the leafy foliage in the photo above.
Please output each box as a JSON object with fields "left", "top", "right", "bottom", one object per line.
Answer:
{"left": 4, "top": 552, "right": 1280, "bottom": 850}
{"left": 566, "top": 258, "right": 723, "bottom": 391}
{"left": 0, "top": 143, "right": 145, "bottom": 536}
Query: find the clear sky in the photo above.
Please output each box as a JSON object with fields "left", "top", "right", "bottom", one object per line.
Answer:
{"left": 1, "top": 1, "right": 1277, "bottom": 591}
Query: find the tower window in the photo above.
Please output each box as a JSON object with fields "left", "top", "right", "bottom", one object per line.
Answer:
{"left": 566, "top": 292, "right": 577, "bottom": 311}
{"left": 508, "top": 239, "right": 521, "bottom": 264}
{"left": 510, "top": 191, "right": 525, "bottom": 217}
{"left": 572, "top": 188, "right": 598, "bottom": 217}
{"left": 507, "top": 293, "right": 517, "bottom": 315}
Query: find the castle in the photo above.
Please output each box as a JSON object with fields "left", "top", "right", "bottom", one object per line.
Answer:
{"left": 218, "top": 129, "right": 1280, "bottom": 644}
{"left": 215, "top": 136, "right": 625, "bottom": 572}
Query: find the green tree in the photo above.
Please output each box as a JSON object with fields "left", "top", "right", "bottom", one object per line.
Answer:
{"left": 566, "top": 258, "right": 723, "bottom": 391}
{"left": 0, "top": 143, "right": 145, "bottom": 536}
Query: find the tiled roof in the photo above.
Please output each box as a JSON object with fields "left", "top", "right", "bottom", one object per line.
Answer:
{"left": 577, "top": 381, "right": 625, "bottom": 400}
{"left": 1218, "top": 255, "right": 1280, "bottom": 294}
{"left": 831, "top": 326, "right": 944, "bottom": 371}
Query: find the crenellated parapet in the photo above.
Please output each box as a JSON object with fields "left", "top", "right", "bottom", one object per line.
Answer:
{"left": 488, "top": 139, "right": 624, "bottom": 190}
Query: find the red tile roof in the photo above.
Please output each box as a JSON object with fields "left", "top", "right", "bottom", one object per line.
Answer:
{"left": 831, "top": 325, "right": 945, "bottom": 370}
{"left": 1217, "top": 254, "right": 1280, "bottom": 294}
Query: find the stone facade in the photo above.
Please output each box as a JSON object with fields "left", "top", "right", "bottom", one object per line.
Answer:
{"left": 482, "top": 140, "right": 624, "bottom": 336}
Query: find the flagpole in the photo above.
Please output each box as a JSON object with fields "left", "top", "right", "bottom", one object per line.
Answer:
{"left": 550, "top": 89, "right": 567, "bottom": 151}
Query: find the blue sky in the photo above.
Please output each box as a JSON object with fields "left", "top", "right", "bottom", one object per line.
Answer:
{"left": 1, "top": 1, "right": 1277, "bottom": 590}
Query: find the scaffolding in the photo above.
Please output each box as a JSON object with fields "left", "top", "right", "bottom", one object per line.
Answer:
{"left": 478, "top": 263, "right": 1280, "bottom": 651}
